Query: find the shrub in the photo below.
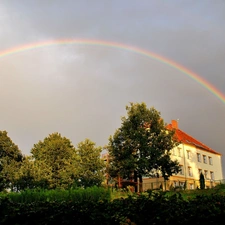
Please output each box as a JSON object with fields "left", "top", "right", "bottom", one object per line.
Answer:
{"left": 1, "top": 188, "right": 225, "bottom": 224}
{"left": 200, "top": 172, "right": 205, "bottom": 189}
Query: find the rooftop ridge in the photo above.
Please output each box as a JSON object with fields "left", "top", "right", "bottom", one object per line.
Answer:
{"left": 167, "top": 123, "right": 221, "bottom": 156}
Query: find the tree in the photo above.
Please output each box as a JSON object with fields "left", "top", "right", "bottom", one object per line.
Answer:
{"left": 0, "top": 131, "right": 23, "bottom": 191}
{"left": 15, "top": 156, "right": 51, "bottom": 191}
{"left": 107, "top": 102, "right": 180, "bottom": 192}
{"left": 199, "top": 172, "right": 205, "bottom": 189}
{"left": 76, "top": 139, "right": 105, "bottom": 188}
{"left": 30, "top": 132, "right": 78, "bottom": 189}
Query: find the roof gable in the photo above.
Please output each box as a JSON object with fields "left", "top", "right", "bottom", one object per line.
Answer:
{"left": 167, "top": 123, "right": 221, "bottom": 155}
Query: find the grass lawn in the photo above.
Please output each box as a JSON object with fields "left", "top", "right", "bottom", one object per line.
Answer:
{"left": 110, "top": 183, "right": 225, "bottom": 200}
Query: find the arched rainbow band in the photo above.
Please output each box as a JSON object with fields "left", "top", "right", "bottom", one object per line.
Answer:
{"left": 0, "top": 39, "right": 224, "bottom": 104}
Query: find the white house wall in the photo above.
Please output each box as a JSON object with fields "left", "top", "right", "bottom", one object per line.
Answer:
{"left": 171, "top": 143, "right": 223, "bottom": 181}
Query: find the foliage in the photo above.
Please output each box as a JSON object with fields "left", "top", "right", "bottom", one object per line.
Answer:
{"left": 214, "top": 183, "right": 225, "bottom": 190}
{"left": 14, "top": 134, "right": 105, "bottom": 190}
{"left": 200, "top": 172, "right": 205, "bottom": 189}
{"left": 0, "top": 186, "right": 110, "bottom": 203}
{"left": 8, "top": 133, "right": 105, "bottom": 191}
{"left": 1, "top": 189, "right": 225, "bottom": 225}
{"left": 14, "top": 156, "right": 50, "bottom": 191}
{"left": 107, "top": 102, "right": 180, "bottom": 191}
{"left": 76, "top": 139, "right": 105, "bottom": 188}
{"left": 30, "top": 132, "right": 78, "bottom": 189}
{"left": 110, "top": 188, "right": 131, "bottom": 200}
{"left": 0, "top": 131, "right": 23, "bottom": 191}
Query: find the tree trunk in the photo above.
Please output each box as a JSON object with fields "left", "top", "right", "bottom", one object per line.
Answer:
{"left": 118, "top": 175, "right": 122, "bottom": 188}
{"left": 139, "top": 175, "right": 143, "bottom": 192}
{"left": 134, "top": 170, "right": 138, "bottom": 192}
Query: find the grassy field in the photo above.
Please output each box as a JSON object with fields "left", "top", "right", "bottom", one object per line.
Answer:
{"left": 109, "top": 183, "right": 225, "bottom": 201}
{"left": 165, "top": 184, "right": 225, "bottom": 199}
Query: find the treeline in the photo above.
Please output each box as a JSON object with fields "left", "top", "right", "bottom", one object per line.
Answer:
{"left": 0, "top": 102, "right": 181, "bottom": 192}
{"left": 0, "top": 131, "right": 105, "bottom": 191}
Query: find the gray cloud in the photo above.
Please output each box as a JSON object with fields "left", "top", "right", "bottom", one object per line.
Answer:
{"left": 0, "top": 0, "right": 225, "bottom": 174}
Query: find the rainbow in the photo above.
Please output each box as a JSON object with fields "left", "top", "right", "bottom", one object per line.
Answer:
{"left": 0, "top": 38, "right": 225, "bottom": 104}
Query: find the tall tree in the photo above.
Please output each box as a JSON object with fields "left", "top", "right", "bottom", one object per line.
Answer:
{"left": 0, "top": 131, "right": 23, "bottom": 191}
{"left": 107, "top": 102, "right": 180, "bottom": 192}
{"left": 199, "top": 172, "right": 205, "bottom": 189}
{"left": 76, "top": 139, "right": 105, "bottom": 188}
{"left": 30, "top": 132, "right": 78, "bottom": 189}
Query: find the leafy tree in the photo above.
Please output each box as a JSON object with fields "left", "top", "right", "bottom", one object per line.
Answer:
{"left": 200, "top": 172, "right": 205, "bottom": 189}
{"left": 107, "top": 102, "right": 180, "bottom": 192}
{"left": 0, "top": 131, "right": 23, "bottom": 191}
{"left": 76, "top": 139, "right": 105, "bottom": 188}
{"left": 15, "top": 156, "right": 51, "bottom": 191}
{"left": 30, "top": 132, "right": 78, "bottom": 189}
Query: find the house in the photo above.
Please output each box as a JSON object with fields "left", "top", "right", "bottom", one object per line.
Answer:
{"left": 102, "top": 119, "right": 223, "bottom": 190}
{"left": 143, "top": 120, "right": 223, "bottom": 190}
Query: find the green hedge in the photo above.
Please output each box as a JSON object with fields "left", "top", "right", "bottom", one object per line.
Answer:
{"left": 0, "top": 190, "right": 225, "bottom": 225}
{"left": 0, "top": 186, "right": 110, "bottom": 203}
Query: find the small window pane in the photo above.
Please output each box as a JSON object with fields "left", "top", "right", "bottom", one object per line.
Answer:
{"left": 197, "top": 153, "right": 201, "bottom": 162}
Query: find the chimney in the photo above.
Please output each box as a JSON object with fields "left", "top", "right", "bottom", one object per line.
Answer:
{"left": 171, "top": 120, "right": 178, "bottom": 129}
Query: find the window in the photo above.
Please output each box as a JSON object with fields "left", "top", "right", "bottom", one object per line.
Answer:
{"left": 190, "top": 183, "right": 194, "bottom": 189}
{"left": 179, "top": 165, "right": 184, "bottom": 175}
{"left": 209, "top": 157, "right": 213, "bottom": 165}
{"left": 188, "top": 167, "right": 193, "bottom": 177}
{"left": 178, "top": 148, "right": 182, "bottom": 157}
{"left": 204, "top": 170, "right": 208, "bottom": 179}
{"left": 210, "top": 171, "right": 214, "bottom": 180}
{"left": 179, "top": 182, "right": 185, "bottom": 187}
{"left": 198, "top": 169, "right": 202, "bottom": 175}
{"left": 203, "top": 155, "right": 207, "bottom": 164}
{"left": 187, "top": 150, "right": 191, "bottom": 159}
{"left": 197, "top": 153, "right": 201, "bottom": 162}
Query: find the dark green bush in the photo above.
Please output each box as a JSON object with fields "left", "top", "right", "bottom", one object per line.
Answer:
{"left": 1, "top": 189, "right": 225, "bottom": 225}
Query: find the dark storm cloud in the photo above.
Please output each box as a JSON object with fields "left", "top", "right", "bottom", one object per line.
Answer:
{"left": 0, "top": 0, "right": 225, "bottom": 174}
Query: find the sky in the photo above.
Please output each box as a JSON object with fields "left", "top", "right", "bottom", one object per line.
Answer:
{"left": 0, "top": 1, "right": 225, "bottom": 174}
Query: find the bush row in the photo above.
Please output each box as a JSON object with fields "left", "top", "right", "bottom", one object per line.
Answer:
{"left": 0, "top": 190, "right": 225, "bottom": 225}
{"left": 0, "top": 186, "right": 110, "bottom": 203}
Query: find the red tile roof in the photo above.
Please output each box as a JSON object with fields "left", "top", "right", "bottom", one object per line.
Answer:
{"left": 167, "top": 123, "right": 221, "bottom": 155}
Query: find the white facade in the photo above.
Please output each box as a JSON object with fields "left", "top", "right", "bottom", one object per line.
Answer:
{"left": 171, "top": 144, "right": 223, "bottom": 181}
{"left": 143, "top": 120, "right": 223, "bottom": 190}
